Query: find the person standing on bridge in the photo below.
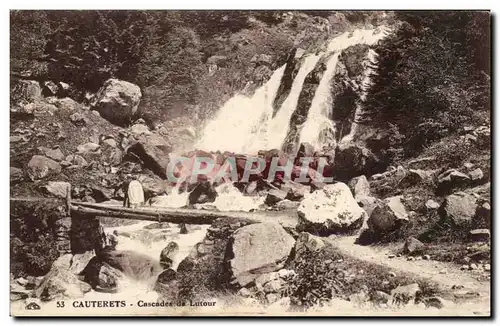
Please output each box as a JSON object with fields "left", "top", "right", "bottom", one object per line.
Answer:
{"left": 123, "top": 176, "right": 145, "bottom": 208}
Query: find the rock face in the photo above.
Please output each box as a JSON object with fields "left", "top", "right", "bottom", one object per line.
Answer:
{"left": 11, "top": 167, "right": 24, "bottom": 184}
{"left": 175, "top": 218, "right": 256, "bottom": 299}
{"left": 35, "top": 266, "right": 91, "bottom": 301}
{"left": 228, "top": 222, "right": 295, "bottom": 287}
{"left": 334, "top": 144, "right": 379, "bottom": 181}
{"left": 69, "top": 251, "right": 96, "bottom": 275}
{"left": 368, "top": 196, "right": 409, "bottom": 233}
{"left": 154, "top": 269, "right": 178, "bottom": 297}
{"left": 475, "top": 201, "right": 491, "bottom": 229}
{"left": 298, "top": 183, "right": 367, "bottom": 235}
{"left": 160, "top": 242, "right": 180, "bottom": 269}
{"left": 126, "top": 134, "right": 172, "bottom": 178}
{"left": 11, "top": 80, "right": 42, "bottom": 103}
{"left": 348, "top": 175, "right": 370, "bottom": 199}
{"left": 27, "top": 155, "right": 62, "bottom": 180}
{"left": 91, "top": 79, "right": 142, "bottom": 124}
{"left": 439, "top": 192, "right": 478, "bottom": 226}
{"left": 469, "top": 168, "right": 484, "bottom": 181}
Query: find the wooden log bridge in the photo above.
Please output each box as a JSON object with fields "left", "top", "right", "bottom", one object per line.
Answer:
{"left": 10, "top": 197, "right": 298, "bottom": 227}
{"left": 71, "top": 201, "right": 298, "bottom": 227}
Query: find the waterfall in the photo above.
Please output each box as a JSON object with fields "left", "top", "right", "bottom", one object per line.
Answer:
{"left": 194, "top": 65, "right": 286, "bottom": 154}
{"left": 298, "top": 52, "right": 340, "bottom": 149}
{"left": 298, "top": 27, "right": 389, "bottom": 149}
{"left": 195, "top": 54, "right": 321, "bottom": 154}
{"left": 263, "top": 54, "right": 321, "bottom": 150}
{"left": 196, "top": 26, "right": 389, "bottom": 155}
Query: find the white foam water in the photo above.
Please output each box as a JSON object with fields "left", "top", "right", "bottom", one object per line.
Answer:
{"left": 299, "top": 27, "right": 389, "bottom": 149}
{"left": 195, "top": 65, "right": 286, "bottom": 154}
{"left": 196, "top": 27, "right": 389, "bottom": 154}
{"left": 298, "top": 52, "right": 340, "bottom": 149}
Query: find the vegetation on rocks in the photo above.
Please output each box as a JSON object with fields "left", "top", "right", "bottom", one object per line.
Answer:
{"left": 362, "top": 11, "right": 490, "bottom": 162}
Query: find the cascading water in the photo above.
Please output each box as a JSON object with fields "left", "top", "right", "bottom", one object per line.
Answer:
{"left": 298, "top": 52, "right": 340, "bottom": 149}
{"left": 299, "top": 27, "right": 389, "bottom": 149}
{"left": 260, "top": 54, "right": 321, "bottom": 151}
{"left": 194, "top": 65, "right": 286, "bottom": 154}
{"left": 195, "top": 27, "right": 389, "bottom": 154}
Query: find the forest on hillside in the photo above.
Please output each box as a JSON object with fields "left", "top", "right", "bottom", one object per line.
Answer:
{"left": 10, "top": 10, "right": 490, "bottom": 160}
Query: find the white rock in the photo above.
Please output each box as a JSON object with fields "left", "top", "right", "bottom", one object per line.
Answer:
{"left": 298, "top": 183, "right": 367, "bottom": 234}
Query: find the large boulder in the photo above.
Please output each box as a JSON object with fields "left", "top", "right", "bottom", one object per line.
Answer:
{"left": 390, "top": 283, "right": 421, "bottom": 305}
{"left": 297, "top": 183, "right": 367, "bottom": 235}
{"left": 27, "top": 155, "right": 62, "bottom": 180}
{"left": 42, "top": 81, "right": 59, "bottom": 97}
{"left": 130, "top": 123, "right": 151, "bottom": 136}
{"left": 469, "top": 229, "right": 490, "bottom": 242}
{"left": 439, "top": 192, "right": 478, "bottom": 226}
{"left": 77, "top": 142, "right": 101, "bottom": 155}
{"left": 175, "top": 218, "right": 256, "bottom": 300}
{"left": 126, "top": 134, "right": 172, "bottom": 178}
{"left": 35, "top": 266, "right": 91, "bottom": 301}
{"left": 473, "top": 126, "right": 490, "bottom": 149}
{"left": 90, "top": 79, "right": 142, "bottom": 124}
{"left": 334, "top": 143, "right": 380, "bottom": 181}
{"left": 348, "top": 175, "right": 370, "bottom": 199}
{"left": 228, "top": 222, "right": 295, "bottom": 287}
{"left": 368, "top": 196, "right": 409, "bottom": 233}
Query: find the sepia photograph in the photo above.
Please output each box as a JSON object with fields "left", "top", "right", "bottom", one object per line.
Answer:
{"left": 9, "top": 9, "right": 491, "bottom": 317}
